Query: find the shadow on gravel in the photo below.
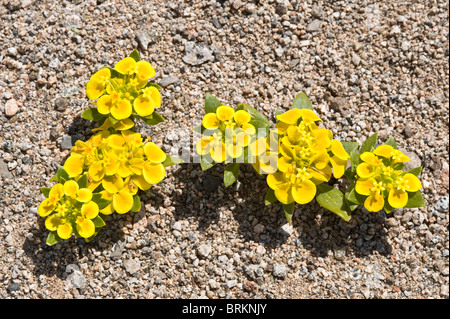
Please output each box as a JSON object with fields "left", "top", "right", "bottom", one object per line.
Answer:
{"left": 171, "top": 162, "right": 290, "bottom": 249}
{"left": 171, "top": 162, "right": 392, "bottom": 258}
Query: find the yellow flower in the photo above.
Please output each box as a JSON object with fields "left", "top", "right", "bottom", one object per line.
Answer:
{"left": 133, "top": 86, "right": 161, "bottom": 117}
{"left": 267, "top": 168, "right": 317, "bottom": 205}
{"left": 114, "top": 57, "right": 156, "bottom": 81}
{"left": 63, "top": 155, "right": 84, "bottom": 178}
{"left": 354, "top": 147, "right": 422, "bottom": 212}
{"left": 373, "top": 145, "right": 410, "bottom": 164}
{"left": 112, "top": 188, "right": 134, "bottom": 214}
{"left": 388, "top": 173, "right": 421, "bottom": 208}
{"left": 76, "top": 216, "right": 95, "bottom": 238}
{"left": 38, "top": 183, "right": 64, "bottom": 217}
{"left": 196, "top": 132, "right": 226, "bottom": 163}
{"left": 86, "top": 68, "right": 111, "bottom": 100}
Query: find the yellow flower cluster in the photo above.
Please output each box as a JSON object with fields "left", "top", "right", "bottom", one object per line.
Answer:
{"left": 267, "top": 108, "right": 350, "bottom": 205}
{"left": 38, "top": 181, "right": 101, "bottom": 239}
{"left": 86, "top": 56, "right": 160, "bottom": 125}
{"left": 355, "top": 145, "right": 422, "bottom": 212}
{"left": 38, "top": 51, "right": 177, "bottom": 245}
{"left": 63, "top": 130, "right": 167, "bottom": 214}
{"left": 196, "top": 105, "right": 258, "bottom": 163}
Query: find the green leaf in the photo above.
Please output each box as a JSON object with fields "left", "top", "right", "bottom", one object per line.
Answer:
{"left": 108, "top": 114, "right": 119, "bottom": 125}
{"left": 383, "top": 200, "right": 395, "bottom": 214}
{"left": 193, "top": 125, "right": 205, "bottom": 134}
{"left": 129, "top": 49, "right": 141, "bottom": 62}
{"left": 345, "top": 187, "right": 366, "bottom": 205}
{"left": 344, "top": 168, "right": 357, "bottom": 181}
{"left": 106, "top": 67, "right": 124, "bottom": 79}
{"left": 205, "top": 93, "right": 222, "bottom": 114}
{"left": 131, "top": 195, "right": 142, "bottom": 212}
{"left": 350, "top": 153, "right": 361, "bottom": 172}
{"left": 141, "top": 112, "right": 165, "bottom": 126}
{"left": 162, "top": 155, "right": 184, "bottom": 167}
{"left": 291, "top": 92, "right": 313, "bottom": 111}
{"left": 275, "top": 109, "right": 284, "bottom": 122}
{"left": 224, "top": 163, "right": 240, "bottom": 187}
{"left": 57, "top": 167, "right": 70, "bottom": 183}
{"left": 359, "top": 132, "right": 378, "bottom": 154}
{"left": 46, "top": 231, "right": 61, "bottom": 246}
{"left": 405, "top": 166, "right": 422, "bottom": 176}
{"left": 81, "top": 108, "right": 106, "bottom": 121}
{"left": 236, "top": 103, "right": 269, "bottom": 124}
{"left": 85, "top": 229, "right": 101, "bottom": 243}
{"left": 316, "top": 184, "right": 352, "bottom": 221}
{"left": 200, "top": 156, "right": 215, "bottom": 171}
{"left": 41, "top": 187, "right": 51, "bottom": 198}
{"left": 404, "top": 191, "right": 426, "bottom": 208}
{"left": 92, "top": 215, "right": 106, "bottom": 228}
{"left": 282, "top": 202, "right": 295, "bottom": 224}
{"left": 264, "top": 188, "right": 277, "bottom": 206}
{"left": 145, "top": 82, "right": 162, "bottom": 90}
{"left": 341, "top": 142, "right": 360, "bottom": 156}
{"left": 49, "top": 174, "right": 59, "bottom": 183}
{"left": 95, "top": 198, "right": 112, "bottom": 210}
{"left": 77, "top": 174, "right": 88, "bottom": 189}
{"left": 384, "top": 137, "right": 398, "bottom": 149}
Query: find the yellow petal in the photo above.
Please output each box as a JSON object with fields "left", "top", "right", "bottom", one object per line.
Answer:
{"left": 99, "top": 191, "right": 114, "bottom": 215}
{"left": 128, "top": 158, "right": 145, "bottom": 175}
{"left": 274, "top": 184, "right": 294, "bottom": 204}
{"left": 210, "top": 142, "right": 226, "bottom": 163}
{"left": 276, "top": 108, "right": 302, "bottom": 125}
{"left": 202, "top": 113, "right": 220, "bottom": 129}
{"left": 292, "top": 180, "right": 316, "bottom": 204}
{"left": 132, "top": 175, "right": 152, "bottom": 191}
{"left": 277, "top": 156, "right": 292, "bottom": 173}
{"left": 267, "top": 172, "right": 289, "bottom": 190}
{"left": 111, "top": 99, "right": 132, "bottom": 120}
{"left": 364, "top": 193, "right": 385, "bottom": 212}
{"left": 114, "top": 57, "right": 137, "bottom": 75}
{"left": 113, "top": 189, "right": 134, "bottom": 214}
{"left": 392, "top": 149, "right": 410, "bottom": 163}
{"left": 256, "top": 152, "right": 278, "bottom": 174}
{"left": 310, "top": 151, "right": 330, "bottom": 170}
{"left": 57, "top": 223, "right": 73, "bottom": 239}
{"left": 107, "top": 134, "right": 126, "bottom": 149}
{"left": 77, "top": 188, "right": 93, "bottom": 202}
{"left": 330, "top": 139, "right": 350, "bottom": 160}
{"left": 330, "top": 155, "right": 347, "bottom": 179}
{"left": 143, "top": 163, "right": 166, "bottom": 185}
{"left": 403, "top": 173, "right": 421, "bottom": 192}
{"left": 86, "top": 79, "right": 106, "bottom": 101}
{"left": 81, "top": 201, "right": 99, "bottom": 219}
{"left": 63, "top": 155, "right": 84, "bottom": 178}
{"left": 76, "top": 217, "right": 95, "bottom": 238}
{"left": 144, "top": 142, "right": 166, "bottom": 163}
{"left": 102, "top": 175, "right": 124, "bottom": 194}
{"left": 311, "top": 128, "right": 332, "bottom": 150}
{"left": 38, "top": 199, "right": 55, "bottom": 217}
{"left": 241, "top": 123, "right": 256, "bottom": 135}
{"left": 63, "top": 180, "right": 79, "bottom": 198}
{"left": 234, "top": 110, "right": 251, "bottom": 125}
{"left": 133, "top": 96, "right": 155, "bottom": 117}
{"left": 112, "top": 118, "right": 135, "bottom": 131}
{"left": 196, "top": 137, "right": 212, "bottom": 155}
{"left": 274, "top": 121, "right": 291, "bottom": 135}
{"left": 49, "top": 183, "right": 64, "bottom": 201}
{"left": 226, "top": 142, "right": 243, "bottom": 159}
{"left": 299, "top": 109, "right": 322, "bottom": 123}
{"left": 356, "top": 162, "right": 376, "bottom": 178}
{"left": 96, "top": 95, "right": 112, "bottom": 115}
{"left": 360, "top": 152, "right": 381, "bottom": 165}
{"left": 388, "top": 189, "right": 408, "bottom": 209}
{"left": 373, "top": 145, "right": 394, "bottom": 159}
{"left": 45, "top": 215, "right": 61, "bottom": 231}
{"left": 88, "top": 162, "right": 105, "bottom": 182}
{"left": 216, "top": 105, "right": 235, "bottom": 121}
{"left": 355, "top": 177, "right": 377, "bottom": 196}
{"left": 136, "top": 60, "right": 156, "bottom": 81}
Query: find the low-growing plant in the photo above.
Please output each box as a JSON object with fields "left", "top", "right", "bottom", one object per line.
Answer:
{"left": 38, "top": 50, "right": 182, "bottom": 245}
{"left": 195, "top": 92, "right": 425, "bottom": 224}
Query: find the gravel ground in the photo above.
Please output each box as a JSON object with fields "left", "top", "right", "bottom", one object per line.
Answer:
{"left": 0, "top": 0, "right": 448, "bottom": 299}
